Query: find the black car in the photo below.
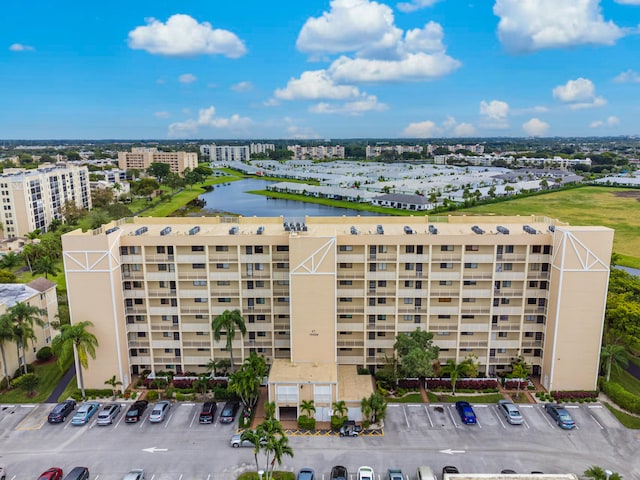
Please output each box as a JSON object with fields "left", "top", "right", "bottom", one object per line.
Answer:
{"left": 48, "top": 400, "right": 76, "bottom": 423}
{"left": 199, "top": 401, "right": 217, "bottom": 424}
{"left": 442, "top": 466, "right": 460, "bottom": 476}
{"left": 125, "top": 400, "right": 149, "bottom": 423}
{"left": 331, "top": 466, "right": 348, "bottom": 480}
{"left": 219, "top": 401, "right": 240, "bottom": 424}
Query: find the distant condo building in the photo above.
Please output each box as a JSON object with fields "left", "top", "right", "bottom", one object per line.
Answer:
{"left": 0, "top": 163, "right": 91, "bottom": 237}
{"left": 117, "top": 148, "right": 198, "bottom": 174}
{"left": 250, "top": 143, "right": 276, "bottom": 155}
{"left": 366, "top": 145, "right": 424, "bottom": 158}
{"left": 200, "top": 144, "right": 250, "bottom": 162}
{"left": 287, "top": 145, "right": 345, "bottom": 160}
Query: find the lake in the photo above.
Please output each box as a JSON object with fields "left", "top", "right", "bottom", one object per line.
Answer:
{"left": 197, "top": 179, "right": 382, "bottom": 221}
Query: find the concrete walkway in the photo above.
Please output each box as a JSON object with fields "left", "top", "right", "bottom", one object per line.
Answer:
{"left": 45, "top": 364, "right": 76, "bottom": 403}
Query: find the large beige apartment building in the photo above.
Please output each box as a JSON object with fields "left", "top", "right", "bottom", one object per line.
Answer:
{"left": 0, "top": 278, "right": 58, "bottom": 386}
{"left": 0, "top": 163, "right": 91, "bottom": 237}
{"left": 117, "top": 148, "right": 198, "bottom": 174}
{"left": 62, "top": 215, "right": 612, "bottom": 417}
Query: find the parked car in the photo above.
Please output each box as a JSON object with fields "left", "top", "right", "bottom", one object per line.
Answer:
{"left": 497, "top": 400, "right": 524, "bottom": 425}
{"left": 219, "top": 400, "right": 240, "bottom": 424}
{"left": 416, "top": 466, "right": 436, "bottom": 480}
{"left": 0, "top": 466, "right": 6, "bottom": 480}
{"left": 442, "top": 466, "right": 460, "bottom": 476}
{"left": 199, "top": 401, "right": 217, "bottom": 424}
{"left": 63, "top": 467, "right": 90, "bottom": 480}
{"left": 71, "top": 402, "right": 100, "bottom": 426}
{"left": 125, "top": 400, "right": 149, "bottom": 423}
{"left": 297, "top": 468, "right": 315, "bottom": 480}
{"left": 148, "top": 400, "right": 171, "bottom": 423}
{"left": 455, "top": 401, "right": 477, "bottom": 425}
{"left": 48, "top": 400, "right": 76, "bottom": 423}
{"left": 97, "top": 403, "right": 121, "bottom": 426}
{"left": 122, "top": 469, "right": 145, "bottom": 480}
{"left": 387, "top": 468, "right": 403, "bottom": 480}
{"left": 544, "top": 403, "right": 576, "bottom": 429}
{"left": 500, "top": 470, "right": 517, "bottom": 474}
{"left": 229, "top": 433, "right": 266, "bottom": 448}
{"left": 339, "top": 420, "right": 361, "bottom": 437}
{"left": 358, "top": 466, "right": 374, "bottom": 480}
{"left": 331, "top": 466, "right": 348, "bottom": 480}
{"left": 38, "top": 468, "right": 63, "bottom": 480}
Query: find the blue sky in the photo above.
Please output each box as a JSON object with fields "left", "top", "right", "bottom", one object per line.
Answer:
{"left": 2, "top": 0, "right": 640, "bottom": 140}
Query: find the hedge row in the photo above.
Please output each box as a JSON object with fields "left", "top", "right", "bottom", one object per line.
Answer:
{"left": 426, "top": 379, "right": 499, "bottom": 390}
{"left": 551, "top": 390, "right": 598, "bottom": 400}
{"left": 504, "top": 380, "right": 528, "bottom": 390}
{"left": 601, "top": 380, "right": 640, "bottom": 414}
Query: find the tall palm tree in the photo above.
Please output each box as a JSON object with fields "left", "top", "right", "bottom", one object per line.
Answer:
{"left": 211, "top": 309, "right": 246, "bottom": 373}
{"left": 600, "top": 344, "right": 630, "bottom": 382}
{"left": 266, "top": 435, "right": 294, "bottom": 480}
{"left": 52, "top": 321, "right": 99, "bottom": 399}
{"left": 300, "top": 400, "right": 316, "bottom": 418}
{"left": 32, "top": 256, "right": 58, "bottom": 279}
{"left": 5, "top": 302, "right": 46, "bottom": 374}
{"left": 0, "top": 314, "right": 16, "bottom": 388}
{"left": 440, "top": 359, "right": 474, "bottom": 395}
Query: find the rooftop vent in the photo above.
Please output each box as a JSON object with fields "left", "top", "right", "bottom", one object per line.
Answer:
{"left": 105, "top": 226, "right": 119, "bottom": 235}
{"left": 350, "top": 226, "right": 358, "bottom": 235}
{"left": 160, "top": 227, "right": 172, "bottom": 236}
{"left": 228, "top": 226, "right": 238, "bottom": 235}
{"left": 428, "top": 225, "right": 438, "bottom": 235}
{"left": 189, "top": 226, "right": 201, "bottom": 236}
{"left": 404, "top": 226, "right": 413, "bottom": 235}
{"left": 376, "top": 225, "right": 384, "bottom": 235}
{"left": 548, "top": 225, "right": 555, "bottom": 233}
{"left": 496, "top": 226, "right": 510, "bottom": 235}
{"left": 134, "top": 226, "right": 148, "bottom": 236}
{"left": 471, "top": 225, "right": 485, "bottom": 235}
{"left": 257, "top": 226, "right": 264, "bottom": 235}
{"left": 523, "top": 225, "right": 537, "bottom": 235}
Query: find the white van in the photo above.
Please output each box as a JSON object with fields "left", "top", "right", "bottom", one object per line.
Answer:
{"left": 416, "top": 466, "right": 437, "bottom": 480}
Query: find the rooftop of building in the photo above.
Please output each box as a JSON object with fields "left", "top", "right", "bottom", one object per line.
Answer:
{"left": 268, "top": 359, "right": 337, "bottom": 384}
{"left": 66, "top": 215, "right": 581, "bottom": 239}
{"left": 0, "top": 283, "right": 40, "bottom": 307}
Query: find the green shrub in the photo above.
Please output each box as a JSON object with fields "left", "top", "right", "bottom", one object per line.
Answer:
{"left": 131, "top": 391, "right": 138, "bottom": 400}
{"left": 165, "top": 387, "right": 175, "bottom": 398}
{"left": 331, "top": 415, "right": 346, "bottom": 431}
{"left": 146, "top": 390, "right": 159, "bottom": 402}
{"left": 358, "top": 367, "right": 371, "bottom": 375}
{"left": 601, "top": 380, "right": 640, "bottom": 414}
{"left": 214, "top": 385, "right": 232, "bottom": 400}
{"left": 297, "top": 415, "right": 316, "bottom": 430}
{"left": 13, "top": 365, "right": 34, "bottom": 378}
{"left": 36, "top": 346, "right": 53, "bottom": 362}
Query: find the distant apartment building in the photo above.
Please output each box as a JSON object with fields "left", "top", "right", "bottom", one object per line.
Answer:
{"left": 366, "top": 145, "right": 424, "bottom": 158}
{"left": 62, "top": 215, "right": 612, "bottom": 410}
{"left": 250, "top": 143, "right": 275, "bottom": 155}
{"left": 0, "top": 278, "right": 58, "bottom": 386}
{"left": 117, "top": 148, "right": 198, "bottom": 174}
{"left": 200, "top": 144, "right": 250, "bottom": 162}
{"left": 0, "top": 163, "right": 91, "bottom": 237}
{"left": 287, "top": 145, "right": 345, "bottom": 160}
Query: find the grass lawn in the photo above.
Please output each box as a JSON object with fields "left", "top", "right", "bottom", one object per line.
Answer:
{"left": 58, "top": 374, "right": 78, "bottom": 402}
{"left": 433, "top": 392, "right": 505, "bottom": 403}
{"left": 16, "top": 259, "right": 67, "bottom": 292}
{"left": 457, "top": 186, "right": 640, "bottom": 265}
{"left": 0, "top": 359, "right": 70, "bottom": 403}
{"left": 603, "top": 402, "right": 640, "bottom": 429}
{"left": 387, "top": 392, "right": 423, "bottom": 403}
{"left": 610, "top": 368, "right": 640, "bottom": 397}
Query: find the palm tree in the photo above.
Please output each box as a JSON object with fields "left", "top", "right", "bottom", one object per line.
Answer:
{"left": 104, "top": 374, "right": 123, "bottom": 399}
{"left": 440, "top": 359, "right": 474, "bottom": 395}
{"left": 32, "top": 256, "right": 58, "bottom": 279}
{"left": 300, "top": 400, "right": 316, "bottom": 418}
{"left": 52, "top": 321, "right": 99, "bottom": 399}
{"left": 266, "top": 435, "right": 294, "bottom": 480}
{"left": 5, "top": 302, "right": 46, "bottom": 374}
{"left": 0, "top": 252, "right": 21, "bottom": 270}
{"left": 600, "top": 344, "right": 630, "bottom": 381}
{"left": 240, "top": 428, "right": 264, "bottom": 474}
{"left": 584, "top": 466, "right": 623, "bottom": 480}
{"left": 211, "top": 309, "right": 246, "bottom": 373}
{"left": 0, "top": 314, "right": 16, "bottom": 388}
{"left": 331, "top": 400, "right": 348, "bottom": 418}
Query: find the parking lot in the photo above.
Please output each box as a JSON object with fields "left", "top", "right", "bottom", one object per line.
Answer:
{"left": 0, "top": 400, "right": 638, "bottom": 480}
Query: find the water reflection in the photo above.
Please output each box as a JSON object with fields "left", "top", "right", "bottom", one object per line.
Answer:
{"left": 198, "top": 179, "right": 382, "bottom": 221}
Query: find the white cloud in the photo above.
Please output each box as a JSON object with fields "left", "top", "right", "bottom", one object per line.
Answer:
{"left": 178, "top": 73, "right": 197, "bottom": 84}
{"left": 397, "top": 0, "right": 440, "bottom": 13}
{"left": 613, "top": 69, "right": 640, "bottom": 83}
{"left": 155, "top": 111, "right": 171, "bottom": 119}
{"left": 494, "top": 0, "right": 625, "bottom": 53}
{"left": 128, "top": 14, "right": 246, "bottom": 58}
{"left": 590, "top": 116, "right": 620, "bottom": 128}
{"left": 328, "top": 51, "right": 460, "bottom": 83}
{"left": 522, "top": 118, "right": 550, "bottom": 136}
{"left": 308, "top": 95, "right": 388, "bottom": 115}
{"left": 285, "top": 121, "right": 321, "bottom": 139}
{"left": 231, "top": 81, "right": 253, "bottom": 92}
{"left": 9, "top": 43, "right": 34, "bottom": 51}
{"left": 274, "top": 70, "right": 362, "bottom": 100}
{"left": 552, "top": 77, "right": 606, "bottom": 109}
{"left": 168, "top": 105, "right": 252, "bottom": 137}
{"left": 479, "top": 100, "right": 510, "bottom": 129}
{"left": 454, "top": 123, "right": 477, "bottom": 137}
{"left": 263, "top": 98, "right": 281, "bottom": 107}
{"left": 615, "top": 0, "right": 640, "bottom": 4}
{"left": 402, "top": 120, "right": 441, "bottom": 137}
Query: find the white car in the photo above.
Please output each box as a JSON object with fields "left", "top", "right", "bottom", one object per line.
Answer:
{"left": 122, "top": 469, "right": 145, "bottom": 480}
{"left": 358, "top": 467, "right": 374, "bottom": 480}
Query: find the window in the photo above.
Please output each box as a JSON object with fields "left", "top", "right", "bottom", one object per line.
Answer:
{"left": 195, "top": 298, "right": 207, "bottom": 303}
{"left": 505, "top": 245, "right": 514, "bottom": 253}
{"left": 440, "top": 245, "right": 454, "bottom": 251}
{"left": 438, "top": 314, "right": 450, "bottom": 319}
{"left": 464, "top": 262, "right": 478, "bottom": 269}
{"left": 339, "top": 280, "right": 353, "bottom": 286}
{"left": 405, "top": 263, "right": 414, "bottom": 270}
{"left": 255, "top": 246, "right": 264, "bottom": 254}
{"left": 339, "top": 245, "right": 353, "bottom": 252}
{"left": 440, "top": 263, "right": 453, "bottom": 269}
{"left": 378, "top": 263, "right": 387, "bottom": 271}
{"left": 529, "top": 280, "right": 538, "bottom": 287}
{"left": 404, "top": 298, "right": 413, "bottom": 304}
{"left": 463, "top": 298, "right": 476, "bottom": 303}
{"left": 463, "top": 280, "right": 477, "bottom": 286}
{"left": 218, "top": 298, "right": 231, "bottom": 303}
{"left": 543, "top": 245, "right": 551, "bottom": 254}
{"left": 340, "top": 263, "right": 353, "bottom": 269}
{"left": 503, "top": 263, "right": 513, "bottom": 271}
{"left": 498, "top": 331, "right": 508, "bottom": 338}
{"left": 378, "top": 245, "right": 387, "bottom": 253}
{"left": 377, "top": 298, "right": 386, "bottom": 304}
{"left": 377, "top": 315, "right": 386, "bottom": 321}
{"left": 378, "top": 280, "right": 386, "bottom": 287}
{"left": 368, "top": 298, "right": 375, "bottom": 306}
{"left": 216, "top": 263, "right": 229, "bottom": 269}
{"left": 532, "top": 245, "right": 541, "bottom": 254}
{"left": 256, "top": 298, "right": 266, "bottom": 305}
{"left": 440, "top": 280, "right": 453, "bottom": 286}
{"left": 462, "top": 314, "right": 474, "bottom": 319}
{"left": 404, "top": 280, "right": 414, "bottom": 287}
{"left": 461, "top": 332, "right": 474, "bottom": 336}
{"left": 540, "top": 281, "right": 548, "bottom": 289}
{"left": 192, "top": 263, "right": 205, "bottom": 269}
{"left": 439, "top": 298, "right": 452, "bottom": 303}
{"left": 525, "top": 315, "right": 535, "bottom": 322}
{"left": 217, "top": 280, "right": 230, "bottom": 286}
{"left": 120, "top": 247, "right": 129, "bottom": 255}
{"left": 405, "top": 245, "right": 415, "bottom": 253}
{"left": 193, "top": 280, "right": 206, "bottom": 286}
{"left": 216, "top": 245, "right": 229, "bottom": 252}
{"left": 465, "top": 245, "right": 479, "bottom": 251}
{"left": 192, "top": 246, "right": 204, "bottom": 252}
{"left": 276, "top": 245, "right": 289, "bottom": 252}
{"left": 501, "top": 298, "right": 510, "bottom": 305}
{"left": 502, "top": 281, "right": 511, "bottom": 287}
{"left": 527, "top": 298, "right": 537, "bottom": 305}
{"left": 340, "top": 297, "right": 353, "bottom": 302}
{"left": 157, "top": 246, "right": 165, "bottom": 254}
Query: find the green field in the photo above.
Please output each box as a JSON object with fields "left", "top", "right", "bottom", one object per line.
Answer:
{"left": 457, "top": 186, "right": 640, "bottom": 267}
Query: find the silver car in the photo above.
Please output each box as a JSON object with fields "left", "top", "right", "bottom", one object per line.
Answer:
{"left": 148, "top": 401, "right": 171, "bottom": 423}
{"left": 97, "top": 403, "right": 121, "bottom": 426}
{"left": 122, "top": 469, "right": 145, "bottom": 480}
{"left": 497, "top": 400, "right": 524, "bottom": 425}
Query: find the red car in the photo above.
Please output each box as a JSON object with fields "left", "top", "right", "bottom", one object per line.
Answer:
{"left": 38, "top": 468, "right": 63, "bottom": 480}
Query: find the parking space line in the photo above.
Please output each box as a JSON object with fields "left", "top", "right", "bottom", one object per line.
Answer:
{"left": 150, "top": 475, "right": 155, "bottom": 480}
{"left": 402, "top": 405, "right": 410, "bottom": 428}
{"left": 493, "top": 406, "right": 506, "bottom": 429}
{"left": 206, "top": 475, "right": 211, "bottom": 480}
{"left": 94, "top": 475, "right": 100, "bottom": 480}
{"left": 178, "top": 474, "right": 183, "bottom": 480}
{"left": 113, "top": 411, "right": 126, "bottom": 429}
{"left": 423, "top": 405, "right": 433, "bottom": 428}
{"left": 589, "top": 413, "right": 604, "bottom": 429}
{"left": 536, "top": 406, "right": 555, "bottom": 429}
{"left": 447, "top": 405, "right": 458, "bottom": 428}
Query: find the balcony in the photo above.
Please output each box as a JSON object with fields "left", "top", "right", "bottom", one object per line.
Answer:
{"left": 178, "top": 272, "right": 208, "bottom": 281}
{"left": 125, "top": 307, "right": 147, "bottom": 315}
{"left": 183, "top": 356, "right": 209, "bottom": 365}
{"left": 144, "top": 254, "right": 175, "bottom": 263}
{"left": 461, "top": 271, "right": 494, "bottom": 280}
{"left": 175, "top": 254, "right": 207, "bottom": 263}
{"left": 150, "top": 324, "right": 179, "bottom": 331}
{"left": 428, "top": 306, "right": 459, "bottom": 315}
{"left": 126, "top": 323, "right": 148, "bottom": 332}
{"left": 182, "top": 340, "right": 211, "bottom": 348}
{"left": 430, "top": 289, "right": 459, "bottom": 298}
{"left": 490, "top": 340, "right": 520, "bottom": 349}
{"left": 366, "top": 305, "right": 396, "bottom": 315}
{"left": 492, "top": 306, "right": 523, "bottom": 315}
{"left": 154, "top": 356, "right": 182, "bottom": 364}
{"left": 461, "top": 289, "right": 491, "bottom": 298}
{"left": 180, "top": 323, "right": 210, "bottom": 332}
{"left": 239, "top": 253, "right": 272, "bottom": 263}
{"left": 398, "top": 253, "right": 428, "bottom": 262}
{"left": 433, "top": 339, "right": 457, "bottom": 349}
{"left": 337, "top": 339, "right": 364, "bottom": 348}
{"left": 460, "top": 307, "right": 491, "bottom": 315}
{"left": 128, "top": 340, "right": 149, "bottom": 348}
{"left": 336, "top": 355, "right": 363, "bottom": 364}
{"left": 463, "top": 253, "right": 494, "bottom": 263}
{"left": 123, "top": 290, "right": 146, "bottom": 299}
{"left": 494, "top": 271, "right": 526, "bottom": 281}
{"left": 498, "top": 253, "right": 526, "bottom": 262}
{"left": 527, "top": 271, "right": 550, "bottom": 280}
{"left": 130, "top": 355, "right": 151, "bottom": 363}
{"left": 431, "top": 254, "right": 462, "bottom": 262}
{"left": 367, "top": 271, "right": 396, "bottom": 281}
{"left": 522, "top": 340, "right": 543, "bottom": 348}
{"left": 430, "top": 271, "right": 461, "bottom": 281}
{"left": 337, "top": 253, "right": 365, "bottom": 263}
{"left": 179, "top": 289, "right": 208, "bottom": 298}
{"left": 459, "top": 322, "right": 490, "bottom": 332}
{"left": 398, "top": 271, "right": 427, "bottom": 279}
{"left": 151, "top": 340, "right": 180, "bottom": 349}
{"left": 145, "top": 271, "right": 175, "bottom": 281}
{"left": 180, "top": 307, "right": 211, "bottom": 315}
{"left": 148, "top": 306, "right": 177, "bottom": 316}
{"left": 491, "top": 323, "right": 521, "bottom": 331}
{"left": 460, "top": 340, "right": 488, "bottom": 348}
{"left": 494, "top": 290, "right": 524, "bottom": 297}
{"left": 147, "top": 289, "right": 177, "bottom": 298}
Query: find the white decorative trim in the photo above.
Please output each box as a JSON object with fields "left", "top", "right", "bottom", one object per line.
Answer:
{"left": 291, "top": 238, "right": 335, "bottom": 275}
{"left": 551, "top": 230, "right": 609, "bottom": 273}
